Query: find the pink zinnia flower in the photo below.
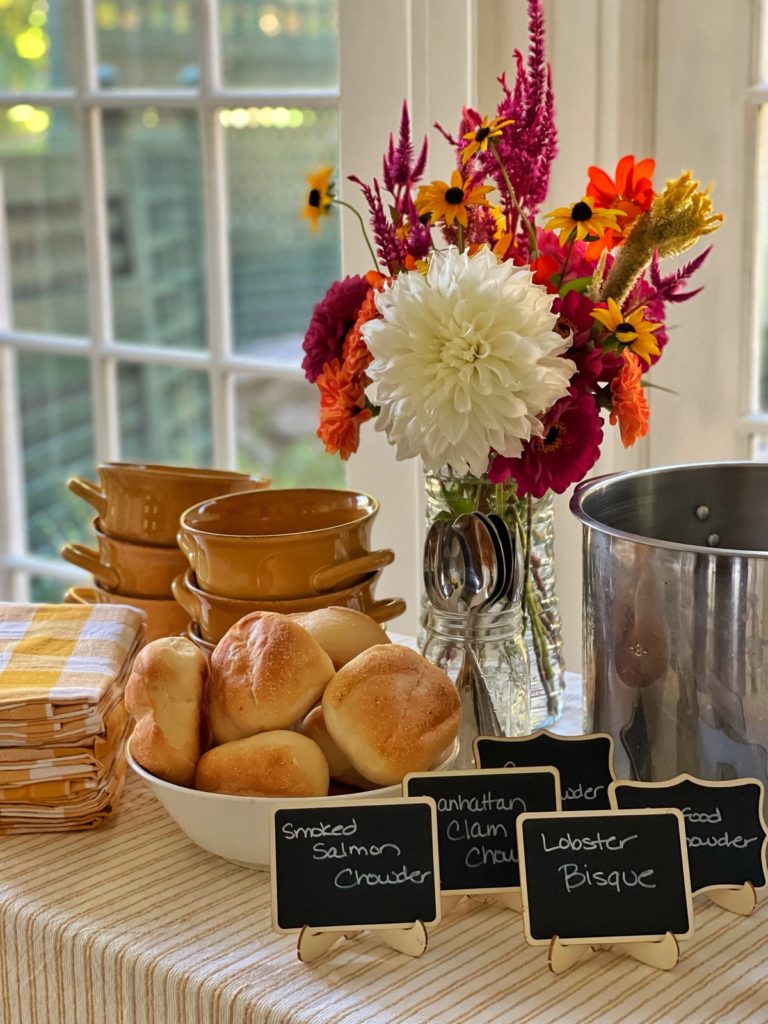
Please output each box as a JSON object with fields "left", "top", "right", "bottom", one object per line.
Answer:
{"left": 552, "top": 290, "right": 595, "bottom": 346}
{"left": 302, "top": 275, "right": 370, "bottom": 383}
{"left": 488, "top": 389, "right": 604, "bottom": 498}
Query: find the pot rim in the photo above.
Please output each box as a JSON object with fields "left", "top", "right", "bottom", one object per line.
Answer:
{"left": 570, "top": 461, "right": 768, "bottom": 559}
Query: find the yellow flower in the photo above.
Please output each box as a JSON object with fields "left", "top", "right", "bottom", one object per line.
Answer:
{"left": 590, "top": 298, "right": 662, "bottom": 366}
{"left": 415, "top": 169, "right": 493, "bottom": 229}
{"left": 461, "top": 115, "right": 515, "bottom": 163}
{"left": 303, "top": 165, "right": 334, "bottom": 232}
{"left": 646, "top": 171, "right": 723, "bottom": 258}
{"left": 544, "top": 197, "right": 623, "bottom": 246}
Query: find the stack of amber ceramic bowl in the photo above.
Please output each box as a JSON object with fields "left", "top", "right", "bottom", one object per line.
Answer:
{"left": 173, "top": 488, "right": 405, "bottom": 658}
{"left": 61, "top": 463, "right": 269, "bottom": 644}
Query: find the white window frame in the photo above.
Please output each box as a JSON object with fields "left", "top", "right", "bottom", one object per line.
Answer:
{"left": 0, "top": 0, "right": 341, "bottom": 601}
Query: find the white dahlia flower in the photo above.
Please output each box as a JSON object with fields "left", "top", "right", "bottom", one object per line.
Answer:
{"left": 361, "top": 246, "right": 575, "bottom": 476}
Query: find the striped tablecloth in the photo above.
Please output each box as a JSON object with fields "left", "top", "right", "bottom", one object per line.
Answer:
{"left": 2, "top": 678, "right": 767, "bottom": 1024}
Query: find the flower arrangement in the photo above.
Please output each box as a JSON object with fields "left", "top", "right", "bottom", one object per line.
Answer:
{"left": 302, "top": 7, "right": 720, "bottom": 493}
{"left": 300, "top": 0, "right": 722, "bottom": 707}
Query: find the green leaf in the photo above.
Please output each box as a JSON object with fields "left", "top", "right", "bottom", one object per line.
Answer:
{"left": 559, "top": 276, "right": 593, "bottom": 296}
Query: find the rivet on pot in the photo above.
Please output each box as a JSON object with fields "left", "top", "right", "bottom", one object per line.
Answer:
{"left": 695, "top": 505, "right": 710, "bottom": 521}
{"left": 706, "top": 533, "right": 720, "bottom": 547}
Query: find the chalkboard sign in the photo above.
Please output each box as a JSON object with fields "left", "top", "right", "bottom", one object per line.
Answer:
{"left": 270, "top": 798, "right": 441, "bottom": 933}
{"left": 474, "top": 732, "right": 615, "bottom": 811}
{"left": 517, "top": 809, "right": 694, "bottom": 945}
{"left": 610, "top": 775, "right": 768, "bottom": 894}
{"left": 403, "top": 768, "right": 560, "bottom": 894}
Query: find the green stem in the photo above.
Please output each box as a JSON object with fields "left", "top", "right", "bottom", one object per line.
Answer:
{"left": 489, "top": 142, "right": 538, "bottom": 258}
{"left": 456, "top": 222, "right": 465, "bottom": 253}
{"left": 332, "top": 198, "right": 379, "bottom": 271}
{"left": 555, "top": 230, "right": 577, "bottom": 290}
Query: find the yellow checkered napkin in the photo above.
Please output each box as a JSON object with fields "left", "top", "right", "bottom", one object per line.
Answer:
{"left": 0, "top": 603, "right": 145, "bottom": 705}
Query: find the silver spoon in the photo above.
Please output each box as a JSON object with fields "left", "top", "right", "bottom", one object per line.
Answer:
{"left": 451, "top": 514, "right": 504, "bottom": 739}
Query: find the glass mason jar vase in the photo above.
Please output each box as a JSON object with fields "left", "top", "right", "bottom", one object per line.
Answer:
{"left": 422, "top": 466, "right": 566, "bottom": 728}
{"left": 421, "top": 606, "right": 529, "bottom": 770}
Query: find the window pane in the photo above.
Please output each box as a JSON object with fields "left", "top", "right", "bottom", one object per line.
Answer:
{"left": 30, "top": 576, "right": 67, "bottom": 602}
{"left": 0, "top": 0, "right": 79, "bottom": 90}
{"left": 235, "top": 374, "right": 343, "bottom": 487}
{"left": 104, "top": 108, "right": 207, "bottom": 349}
{"left": 220, "top": 0, "right": 338, "bottom": 90}
{"left": 96, "top": 0, "right": 199, "bottom": 89}
{"left": 226, "top": 107, "right": 340, "bottom": 358}
{"left": 18, "top": 352, "right": 95, "bottom": 558}
{"left": 118, "top": 363, "right": 212, "bottom": 464}
{"left": 0, "top": 107, "right": 89, "bottom": 335}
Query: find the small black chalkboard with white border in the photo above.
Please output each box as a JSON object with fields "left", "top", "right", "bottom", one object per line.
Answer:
{"left": 474, "top": 731, "right": 615, "bottom": 811}
{"left": 610, "top": 774, "right": 767, "bottom": 906}
{"left": 517, "top": 808, "right": 694, "bottom": 948}
{"left": 270, "top": 798, "right": 440, "bottom": 935}
{"left": 403, "top": 767, "right": 560, "bottom": 895}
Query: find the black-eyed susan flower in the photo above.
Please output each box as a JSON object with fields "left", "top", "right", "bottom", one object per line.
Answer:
{"left": 303, "top": 166, "right": 334, "bottom": 231}
{"left": 544, "top": 196, "right": 622, "bottom": 246}
{"left": 415, "top": 169, "right": 493, "bottom": 229}
{"left": 461, "top": 115, "right": 515, "bottom": 163}
{"left": 590, "top": 298, "right": 662, "bottom": 366}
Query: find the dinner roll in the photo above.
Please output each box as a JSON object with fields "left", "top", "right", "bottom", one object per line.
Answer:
{"left": 322, "top": 644, "right": 460, "bottom": 785}
{"left": 298, "top": 705, "right": 375, "bottom": 789}
{"left": 288, "top": 607, "right": 390, "bottom": 670}
{"left": 209, "top": 611, "right": 335, "bottom": 743}
{"left": 125, "top": 636, "right": 207, "bottom": 787}
{"left": 195, "top": 730, "right": 329, "bottom": 797}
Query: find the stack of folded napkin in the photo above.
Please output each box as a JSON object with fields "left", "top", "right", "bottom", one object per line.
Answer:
{"left": 0, "top": 602, "right": 144, "bottom": 833}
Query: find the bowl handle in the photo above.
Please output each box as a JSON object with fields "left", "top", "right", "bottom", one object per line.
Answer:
{"left": 176, "top": 530, "right": 197, "bottom": 570}
{"left": 67, "top": 477, "right": 107, "bottom": 516}
{"left": 366, "top": 597, "right": 407, "bottom": 624}
{"left": 60, "top": 543, "right": 119, "bottom": 590}
{"left": 311, "top": 549, "right": 395, "bottom": 593}
{"left": 170, "top": 574, "right": 197, "bottom": 621}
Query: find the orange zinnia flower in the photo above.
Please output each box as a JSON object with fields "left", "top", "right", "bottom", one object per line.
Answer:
{"left": 316, "top": 359, "right": 372, "bottom": 460}
{"left": 610, "top": 351, "right": 650, "bottom": 448}
{"left": 343, "top": 288, "right": 379, "bottom": 377}
{"left": 585, "top": 155, "right": 655, "bottom": 258}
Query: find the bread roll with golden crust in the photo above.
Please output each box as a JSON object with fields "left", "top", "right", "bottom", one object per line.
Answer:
{"left": 288, "top": 607, "right": 390, "bottom": 670}
{"left": 209, "top": 611, "right": 335, "bottom": 743}
{"left": 298, "top": 705, "right": 375, "bottom": 789}
{"left": 125, "top": 636, "right": 207, "bottom": 786}
{"left": 322, "top": 644, "right": 460, "bottom": 786}
{"left": 194, "top": 730, "right": 329, "bottom": 797}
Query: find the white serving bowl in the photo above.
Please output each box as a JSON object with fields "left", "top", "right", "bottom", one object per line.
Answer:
{"left": 127, "top": 740, "right": 456, "bottom": 870}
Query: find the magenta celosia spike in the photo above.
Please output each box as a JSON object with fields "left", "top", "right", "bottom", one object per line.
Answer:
{"left": 434, "top": 121, "right": 459, "bottom": 148}
{"left": 396, "top": 101, "right": 414, "bottom": 178}
{"left": 649, "top": 247, "right": 711, "bottom": 302}
{"left": 348, "top": 174, "right": 402, "bottom": 270}
{"left": 383, "top": 132, "right": 398, "bottom": 193}
{"left": 526, "top": 0, "right": 547, "bottom": 114}
{"left": 412, "top": 137, "right": 428, "bottom": 181}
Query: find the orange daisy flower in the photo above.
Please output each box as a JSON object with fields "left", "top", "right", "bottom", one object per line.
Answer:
{"left": 316, "top": 359, "right": 372, "bottom": 460}
{"left": 610, "top": 351, "right": 650, "bottom": 448}
{"left": 585, "top": 155, "right": 655, "bottom": 257}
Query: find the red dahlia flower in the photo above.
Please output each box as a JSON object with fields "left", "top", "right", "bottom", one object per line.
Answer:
{"left": 302, "top": 275, "right": 370, "bottom": 383}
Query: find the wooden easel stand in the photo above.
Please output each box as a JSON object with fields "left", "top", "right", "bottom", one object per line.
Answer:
{"left": 548, "top": 932, "right": 679, "bottom": 975}
{"left": 297, "top": 921, "right": 429, "bottom": 963}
